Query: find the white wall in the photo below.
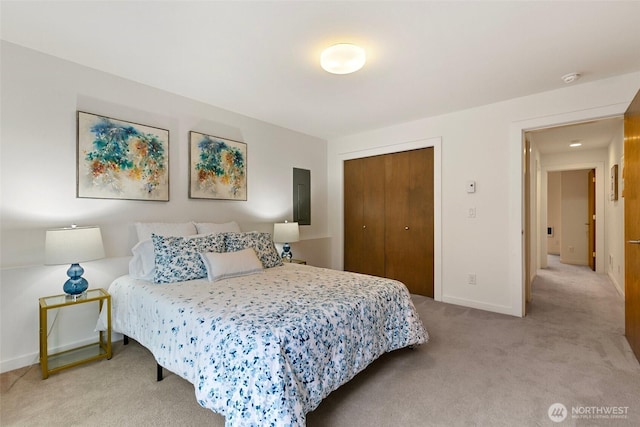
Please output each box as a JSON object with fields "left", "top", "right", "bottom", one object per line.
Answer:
{"left": 606, "top": 125, "right": 625, "bottom": 295}
{"left": 0, "top": 42, "right": 330, "bottom": 372}
{"left": 547, "top": 172, "right": 562, "bottom": 255}
{"left": 560, "top": 170, "right": 590, "bottom": 265}
{"left": 327, "top": 71, "right": 640, "bottom": 317}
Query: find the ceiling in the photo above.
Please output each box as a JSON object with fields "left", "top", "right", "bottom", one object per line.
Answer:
{"left": 528, "top": 116, "right": 623, "bottom": 155}
{"left": 2, "top": 1, "right": 640, "bottom": 141}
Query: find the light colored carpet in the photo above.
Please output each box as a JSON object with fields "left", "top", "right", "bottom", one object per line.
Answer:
{"left": 2, "top": 256, "right": 639, "bottom": 426}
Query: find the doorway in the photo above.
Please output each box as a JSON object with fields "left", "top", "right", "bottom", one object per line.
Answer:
{"left": 511, "top": 101, "right": 628, "bottom": 316}
{"left": 545, "top": 169, "right": 595, "bottom": 268}
{"left": 523, "top": 116, "right": 623, "bottom": 309}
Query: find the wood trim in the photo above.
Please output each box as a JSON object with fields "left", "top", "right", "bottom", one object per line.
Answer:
{"left": 624, "top": 89, "right": 640, "bottom": 362}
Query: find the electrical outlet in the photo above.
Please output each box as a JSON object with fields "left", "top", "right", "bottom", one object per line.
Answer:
{"left": 468, "top": 273, "right": 476, "bottom": 285}
{"left": 468, "top": 207, "right": 476, "bottom": 218}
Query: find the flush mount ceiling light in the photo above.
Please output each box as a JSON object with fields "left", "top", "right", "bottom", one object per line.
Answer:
{"left": 320, "top": 43, "right": 366, "bottom": 75}
{"left": 569, "top": 139, "right": 582, "bottom": 147}
{"left": 561, "top": 72, "right": 581, "bottom": 84}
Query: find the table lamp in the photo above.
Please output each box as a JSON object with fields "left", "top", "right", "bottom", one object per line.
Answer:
{"left": 273, "top": 221, "right": 299, "bottom": 261}
{"left": 45, "top": 225, "right": 105, "bottom": 296}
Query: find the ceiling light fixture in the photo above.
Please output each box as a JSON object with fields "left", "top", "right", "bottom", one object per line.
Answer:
{"left": 569, "top": 142, "right": 582, "bottom": 147}
{"left": 320, "top": 43, "right": 366, "bottom": 75}
{"left": 561, "top": 72, "right": 581, "bottom": 84}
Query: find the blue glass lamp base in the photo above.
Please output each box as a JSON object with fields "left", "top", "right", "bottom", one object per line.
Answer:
{"left": 281, "top": 243, "right": 293, "bottom": 261}
{"left": 63, "top": 263, "right": 89, "bottom": 295}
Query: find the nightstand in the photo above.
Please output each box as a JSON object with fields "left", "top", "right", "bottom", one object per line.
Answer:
{"left": 289, "top": 259, "right": 307, "bottom": 265}
{"left": 39, "top": 288, "right": 112, "bottom": 379}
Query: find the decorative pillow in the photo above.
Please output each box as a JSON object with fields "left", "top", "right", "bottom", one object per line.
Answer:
{"left": 135, "top": 222, "right": 197, "bottom": 242}
{"left": 128, "top": 238, "right": 155, "bottom": 281}
{"left": 224, "top": 231, "right": 283, "bottom": 269}
{"left": 194, "top": 221, "right": 241, "bottom": 234}
{"left": 199, "top": 248, "right": 263, "bottom": 282}
{"left": 152, "top": 233, "right": 225, "bottom": 283}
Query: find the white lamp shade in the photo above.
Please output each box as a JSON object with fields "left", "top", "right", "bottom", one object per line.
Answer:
{"left": 273, "top": 222, "right": 300, "bottom": 243}
{"left": 45, "top": 226, "right": 105, "bottom": 265}
{"left": 320, "top": 43, "right": 366, "bottom": 75}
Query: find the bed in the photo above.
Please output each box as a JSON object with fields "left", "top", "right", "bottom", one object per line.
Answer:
{"left": 106, "top": 224, "right": 427, "bottom": 426}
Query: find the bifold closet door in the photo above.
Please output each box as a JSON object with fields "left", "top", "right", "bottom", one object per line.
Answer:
{"left": 343, "top": 155, "right": 385, "bottom": 277}
{"left": 384, "top": 148, "right": 434, "bottom": 297}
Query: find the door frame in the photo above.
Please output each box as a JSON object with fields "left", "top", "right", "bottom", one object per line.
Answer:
{"left": 510, "top": 103, "right": 629, "bottom": 316}
{"left": 538, "top": 164, "right": 605, "bottom": 271}
{"left": 588, "top": 168, "right": 596, "bottom": 271}
{"left": 335, "top": 137, "right": 442, "bottom": 301}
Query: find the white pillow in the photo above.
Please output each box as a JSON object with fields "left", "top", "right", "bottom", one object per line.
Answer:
{"left": 194, "top": 221, "right": 241, "bottom": 234}
{"left": 128, "top": 239, "right": 155, "bottom": 280}
{"left": 199, "top": 248, "right": 263, "bottom": 282}
{"left": 134, "top": 222, "right": 197, "bottom": 242}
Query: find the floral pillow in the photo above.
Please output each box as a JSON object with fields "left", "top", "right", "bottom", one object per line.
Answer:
{"left": 224, "top": 231, "right": 283, "bottom": 269}
{"left": 152, "top": 233, "right": 225, "bottom": 283}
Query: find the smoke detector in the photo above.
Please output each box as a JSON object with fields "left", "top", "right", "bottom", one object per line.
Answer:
{"left": 561, "top": 72, "right": 581, "bottom": 84}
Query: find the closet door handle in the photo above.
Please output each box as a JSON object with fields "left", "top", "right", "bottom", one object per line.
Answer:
{"left": 405, "top": 226, "right": 410, "bottom": 230}
{"left": 629, "top": 240, "right": 640, "bottom": 245}
{"left": 362, "top": 225, "right": 366, "bottom": 229}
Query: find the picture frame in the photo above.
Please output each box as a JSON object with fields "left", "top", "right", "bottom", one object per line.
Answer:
{"left": 610, "top": 164, "right": 618, "bottom": 201}
{"left": 189, "top": 131, "right": 247, "bottom": 200}
{"left": 77, "top": 111, "right": 169, "bottom": 201}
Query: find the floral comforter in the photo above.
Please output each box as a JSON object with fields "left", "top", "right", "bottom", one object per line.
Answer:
{"left": 108, "top": 263, "right": 427, "bottom": 426}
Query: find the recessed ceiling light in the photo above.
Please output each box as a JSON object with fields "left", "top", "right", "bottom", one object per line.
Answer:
{"left": 569, "top": 143, "right": 582, "bottom": 147}
{"left": 320, "top": 43, "right": 366, "bottom": 75}
{"left": 561, "top": 72, "right": 581, "bottom": 84}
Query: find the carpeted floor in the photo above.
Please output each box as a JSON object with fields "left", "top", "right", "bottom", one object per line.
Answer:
{"left": 2, "top": 256, "right": 639, "bottom": 426}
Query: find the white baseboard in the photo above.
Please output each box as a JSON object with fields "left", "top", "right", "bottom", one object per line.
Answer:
{"left": 0, "top": 353, "right": 40, "bottom": 374}
{"left": 0, "top": 333, "right": 124, "bottom": 374}
{"left": 608, "top": 271, "right": 625, "bottom": 298}
{"left": 559, "top": 257, "right": 589, "bottom": 266}
{"left": 441, "top": 295, "right": 518, "bottom": 317}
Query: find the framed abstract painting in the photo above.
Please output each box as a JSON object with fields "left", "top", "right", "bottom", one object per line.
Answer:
{"left": 189, "top": 131, "right": 247, "bottom": 200}
{"left": 77, "top": 111, "right": 169, "bottom": 201}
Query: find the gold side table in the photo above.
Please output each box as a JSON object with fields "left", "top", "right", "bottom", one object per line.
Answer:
{"left": 39, "top": 288, "right": 112, "bottom": 379}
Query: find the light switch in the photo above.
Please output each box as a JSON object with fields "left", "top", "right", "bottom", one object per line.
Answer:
{"left": 466, "top": 180, "right": 476, "bottom": 193}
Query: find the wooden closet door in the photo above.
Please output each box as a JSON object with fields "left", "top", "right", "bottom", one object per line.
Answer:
{"left": 624, "top": 89, "right": 640, "bottom": 362}
{"left": 384, "top": 148, "right": 434, "bottom": 297}
{"left": 344, "top": 155, "right": 385, "bottom": 276}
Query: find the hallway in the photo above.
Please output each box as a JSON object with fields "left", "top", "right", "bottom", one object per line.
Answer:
{"left": 531, "top": 255, "right": 625, "bottom": 326}
{"left": 530, "top": 254, "right": 638, "bottom": 374}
